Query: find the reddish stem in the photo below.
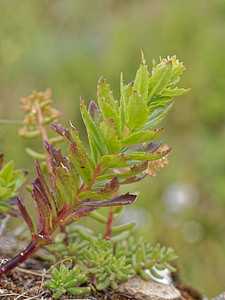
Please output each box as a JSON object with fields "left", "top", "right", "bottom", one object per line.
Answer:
{"left": 104, "top": 206, "right": 114, "bottom": 240}
{"left": 0, "top": 240, "right": 40, "bottom": 276}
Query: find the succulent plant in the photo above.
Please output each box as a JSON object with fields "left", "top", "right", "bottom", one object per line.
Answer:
{"left": 45, "top": 264, "right": 91, "bottom": 298}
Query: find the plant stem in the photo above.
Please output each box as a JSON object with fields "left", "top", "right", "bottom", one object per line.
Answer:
{"left": 0, "top": 240, "right": 40, "bottom": 276}
{"left": 104, "top": 206, "right": 114, "bottom": 240}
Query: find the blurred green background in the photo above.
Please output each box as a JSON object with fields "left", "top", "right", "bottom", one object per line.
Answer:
{"left": 1, "top": 0, "right": 225, "bottom": 297}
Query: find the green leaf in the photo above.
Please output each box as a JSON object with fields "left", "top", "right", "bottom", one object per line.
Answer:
{"left": 69, "top": 122, "right": 95, "bottom": 170}
{"left": 120, "top": 73, "right": 126, "bottom": 130}
{"left": 98, "top": 97, "right": 122, "bottom": 139}
{"left": 0, "top": 161, "right": 14, "bottom": 184}
{"left": 128, "top": 148, "right": 170, "bottom": 161}
{"left": 111, "top": 221, "right": 136, "bottom": 234}
{"left": 96, "top": 161, "right": 148, "bottom": 182}
{"left": 100, "top": 119, "right": 121, "bottom": 154}
{"left": 143, "top": 102, "right": 174, "bottom": 130}
{"left": 122, "top": 128, "right": 164, "bottom": 147}
{"left": 148, "top": 60, "right": 172, "bottom": 101}
{"left": 162, "top": 87, "right": 191, "bottom": 97}
{"left": 80, "top": 99, "right": 107, "bottom": 156}
{"left": 168, "top": 56, "right": 185, "bottom": 85}
{"left": 8, "top": 170, "right": 27, "bottom": 191}
{"left": 68, "top": 141, "right": 93, "bottom": 185}
{"left": 125, "top": 91, "right": 148, "bottom": 132}
{"left": 67, "top": 287, "right": 91, "bottom": 296}
{"left": 79, "top": 177, "right": 119, "bottom": 201}
{"left": 97, "top": 76, "right": 117, "bottom": 110}
{"left": 25, "top": 148, "right": 46, "bottom": 160}
{"left": 52, "top": 165, "right": 74, "bottom": 207}
{"left": 100, "top": 154, "right": 131, "bottom": 171}
{"left": 133, "top": 55, "right": 149, "bottom": 100}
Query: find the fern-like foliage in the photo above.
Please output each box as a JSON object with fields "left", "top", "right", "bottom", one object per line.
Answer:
{"left": 0, "top": 53, "right": 189, "bottom": 277}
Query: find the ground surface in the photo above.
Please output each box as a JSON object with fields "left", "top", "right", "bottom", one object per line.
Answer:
{"left": 0, "top": 234, "right": 203, "bottom": 300}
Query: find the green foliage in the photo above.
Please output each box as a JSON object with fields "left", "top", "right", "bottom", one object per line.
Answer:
{"left": 45, "top": 264, "right": 91, "bottom": 298}
{"left": 0, "top": 153, "right": 27, "bottom": 214}
{"left": 46, "top": 226, "right": 177, "bottom": 295}
{"left": 0, "top": 53, "right": 187, "bottom": 290}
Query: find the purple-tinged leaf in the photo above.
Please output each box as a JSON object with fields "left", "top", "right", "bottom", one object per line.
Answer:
{"left": 45, "top": 141, "right": 69, "bottom": 169}
{"left": 80, "top": 192, "right": 137, "bottom": 207}
{"left": 17, "top": 197, "right": 34, "bottom": 235}
{"left": 52, "top": 164, "right": 75, "bottom": 207}
{"left": 35, "top": 160, "right": 57, "bottom": 216}
{"left": 88, "top": 101, "right": 102, "bottom": 125}
{"left": 128, "top": 148, "right": 171, "bottom": 161}
{"left": 122, "top": 141, "right": 162, "bottom": 154}
{"left": 32, "top": 178, "right": 53, "bottom": 233}
{"left": 50, "top": 123, "right": 72, "bottom": 142}
{"left": 68, "top": 141, "right": 93, "bottom": 185}
{"left": 96, "top": 161, "right": 148, "bottom": 182}
{"left": 69, "top": 121, "right": 95, "bottom": 170}
{"left": 120, "top": 174, "right": 148, "bottom": 184}
{"left": 79, "top": 177, "right": 119, "bottom": 201}
{"left": 32, "top": 234, "right": 53, "bottom": 245}
{"left": 64, "top": 207, "right": 95, "bottom": 224}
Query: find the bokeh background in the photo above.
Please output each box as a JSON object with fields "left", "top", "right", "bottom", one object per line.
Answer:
{"left": 1, "top": 0, "right": 225, "bottom": 297}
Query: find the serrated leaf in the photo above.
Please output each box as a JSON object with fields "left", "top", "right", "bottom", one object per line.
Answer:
{"left": 88, "top": 100, "right": 102, "bottom": 126}
{"left": 168, "top": 56, "right": 185, "bottom": 85}
{"left": 17, "top": 197, "right": 34, "bottom": 235}
{"left": 100, "top": 154, "right": 131, "bottom": 170}
{"left": 133, "top": 58, "right": 149, "bottom": 100}
{"left": 79, "top": 177, "right": 119, "bottom": 201}
{"left": 52, "top": 164, "right": 74, "bottom": 207}
{"left": 35, "top": 160, "right": 57, "bottom": 217}
{"left": 100, "top": 119, "right": 121, "bottom": 154}
{"left": 97, "top": 76, "right": 117, "bottom": 110}
{"left": 80, "top": 99, "right": 107, "bottom": 156}
{"left": 126, "top": 91, "right": 148, "bottom": 132}
{"left": 123, "top": 141, "right": 162, "bottom": 154}
{"left": 69, "top": 122, "right": 95, "bottom": 170}
{"left": 98, "top": 97, "right": 122, "bottom": 139}
{"left": 68, "top": 141, "right": 93, "bottom": 185}
{"left": 148, "top": 60, "right": 172, "bottom": 101}
{"left": 122, "top": 128, "right": 164, "bottom": 147}
{"left": 128, "top": 148, "right": 171, "bottom": 161}
{"left": 80, "top": 192, "right": 136, "bottom": 207}
{"left": 162, "top": 87, "right": 191, "bottom": 97}
{"left": 96, "top": 161, "right": 148, "bottom": 182}
{"left": 32, "top": 178, "right": 53, "bottom": 233}
{"left": 149, "top": 95, "right": 172, "bottom": 105}
{"left": 143, "top": 102, "right": 174, "bottom": 130}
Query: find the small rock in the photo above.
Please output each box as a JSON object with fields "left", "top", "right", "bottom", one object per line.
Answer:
{"left": 118, "top": 276, "right": 182, "bottom": 300}
{"left": 212, "top": 292, "right": 225, "bottom": 300}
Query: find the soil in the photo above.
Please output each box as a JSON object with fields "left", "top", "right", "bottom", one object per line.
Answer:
{"left": 0, "top": 234, "right": 204, "bottom": 300}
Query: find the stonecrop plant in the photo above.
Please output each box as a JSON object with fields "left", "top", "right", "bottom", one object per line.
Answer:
{"left": 0, "top": 53, "right": 189, "bottom": 297}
